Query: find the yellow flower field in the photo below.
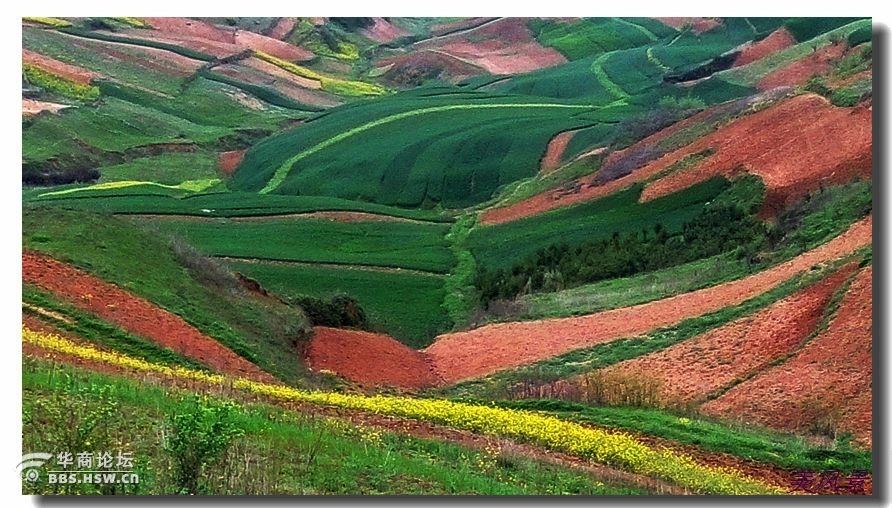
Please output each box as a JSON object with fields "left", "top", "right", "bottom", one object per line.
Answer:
{"left": 23, "top": 326, "right": 785, "bottom": 495}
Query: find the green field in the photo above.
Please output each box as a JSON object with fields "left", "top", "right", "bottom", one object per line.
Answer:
{"left": 229, "top": 92, "right": 626, "bottom": 207}
{"left": 231, "top": 262, "right": 451, "bottom": 348}
{"left": 147, "top": 217, "right": 454, "bottom": 274}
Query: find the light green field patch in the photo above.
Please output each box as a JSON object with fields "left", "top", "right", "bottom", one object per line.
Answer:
{"left": 38, "top": 178, "right": 221, "bottom": 198}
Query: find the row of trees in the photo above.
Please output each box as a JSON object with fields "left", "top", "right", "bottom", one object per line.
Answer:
{"left": 475, "top": 204, "right": 767, "bottom": 305}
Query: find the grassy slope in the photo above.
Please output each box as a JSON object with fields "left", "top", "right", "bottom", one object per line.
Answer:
{"left": 97, "top": 152, "right": 219, "bottom": 185}
{"left": 22, "top": 358, "right": 645, "bottom": 495}
{"left": 22, "top": 208, "right": 312, "bottom": 385}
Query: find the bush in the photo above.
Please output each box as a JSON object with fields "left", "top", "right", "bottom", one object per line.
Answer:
{"left": 163, "top": 396, "right": 245, "bottom": 495}
{"left": 803, "top": 76, "right": 832, "bottom": 97}
{"left": 290, "top": 294, "right": 368, "bottom": 329}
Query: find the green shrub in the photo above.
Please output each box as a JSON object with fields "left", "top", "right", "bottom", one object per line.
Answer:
{"left": 163, "top": 396, "right": 245, "bottom": 495}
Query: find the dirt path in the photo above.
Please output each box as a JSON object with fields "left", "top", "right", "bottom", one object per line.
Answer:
{"left": 215, "top": 256, "right": 446, "bottom": 278}
{"left": 305, "top": 327, "right": 441, "bottom": 389}
{"left": 22, "top": 251, "right": 275, "bottom": 383}
{"left": 22, "top": 99, "right": 70, "bottom": 116}
{"left": 424, "top": 216, "right": 871, "bottom": 384}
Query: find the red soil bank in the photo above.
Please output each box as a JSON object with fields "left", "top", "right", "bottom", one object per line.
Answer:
{"left": 733, "top": 28, "right": 796, "bottom": 67}
{"left": 361, "top": 17, "right": 409, "bottom": 43}
{"left": 640, "top": 94, "right": 871, "bottom": 211}
{"left": 417, "top": 18, "right": 566, "bottom": 75}
{"left": 306, "top": 327, "right": 440, "bottom": 389}
{"left": 22, "top": 99, "right": 68, "bottom": 116}
{"left": 22, "top": 48, "right": 99, "bottom": 85}
{"left": 430, "top": 18, "right": 497, "bottom": 37}
{"left": 757, "top": 41, "right": 849, "bottom": 90}
{"left": 266, "top": 17, "right": 297, "bottom": 40}
{"left": 143, "top": 17, "right": 234, "bottom": 43}
{"left": 234, "top": 30, "right": 314, "bottom": 61}
{"left": 215, "top": 63, "right": 341, "bottom": 109}
{"left": 702, "top": 266, "right": 873, "bottom": 446}
{"left": 217, "top": 149, "right": 246, "bottom": 176}
{"left": 22, "top": 251, "right": 276, "bottom": 383}
{"left": 424, "top": 216, "right": 871, "bottom": 384}
{"left": 541, "top": 130, "right": 576, "bottom": 173}
{"left": 654, "top": 18, "right": 722, "bottom": 34}
{"left": 602, "top": 264, "right": 857, "bottom": 404}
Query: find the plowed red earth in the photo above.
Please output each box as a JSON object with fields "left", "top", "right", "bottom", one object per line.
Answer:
{"left": 22, "top": 251, "right": 275, "bottom": 383}
{"left": 541, "top": 130, "right": 576, "bottom": 173}
{"left": 22, "top": 48, "right": 99, "bottom": 85}
{"left": 305, "top": 327, "right": 440, "bottom": 389}
{"left": 654, "top": 18, "right": 722, "bottom": 34}
{"left": 758, "top": 41, "right": 849, "bottom": 90}
{"left": 361, "top": 17, "right": 409, "bottom": 43}
{"left": 120, "top": 20, "right": 314, "bottom": 61}
{"left": 50, "top": 32, "right": 204, "bottom": 77}
{"left": 266, "top": 18, "right": 296, "bottom": 40}
{"left": 22, "top": 99, "right": 69, "bottom": 116}
{"left": 480, "top": 100, "right": 733, "bottom": 225}
{"left": 417, "top": 18, "right": 566, "bottom": 75}
{"left": 639, "top": 94, "right": 871, "bottom": 211}
{"left": 216, "top": 63, "right": 341, "bottom": 108}
{"left": 702, "top": 266, "right": 873, "bottom": 446}
{"left": 734, "top": 28, "right": 796, "bottom": 67}
{"left": 217, "top": 149, "right": 246, "bottom": 176}
{"left": 424, "top": 216, "right": 871, "bottom": 384}
{"left": 602, "top": 264, "right": 857, "bottom": 404}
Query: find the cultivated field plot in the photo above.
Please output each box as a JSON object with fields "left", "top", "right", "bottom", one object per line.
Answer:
{"left": 21, "top": 16, "right": 874, "bottom": 497}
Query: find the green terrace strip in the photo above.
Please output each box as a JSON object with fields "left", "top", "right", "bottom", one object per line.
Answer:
{"left": 491, "top": 400, "right": 871, "bottom": 474}
{"left": 590, "top": 52, "right": 631, "bottom": 100}
{"left": 258, "top": 102, "right": 601, "bottom": 194}
{"left": 37, "top": 179, "right": 221, "bottom": 198}
{"left": 23, "top": 330, "right": 784, "bottom": 495}
{"left": 59, "top": 27, "right": 216, "bottom": 62}
{"left": 23, "top": 63, "right": 100, "bottom": 102}
{"left": 23, "top": 359, "right": 648, "bottom": 495}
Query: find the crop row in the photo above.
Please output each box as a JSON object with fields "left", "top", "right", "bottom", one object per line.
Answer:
{"left": 23, "top": 327, "right": 783, "bottom": 495}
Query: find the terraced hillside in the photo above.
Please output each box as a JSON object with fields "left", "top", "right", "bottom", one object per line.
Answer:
{"left": 22, "top": 17, "right": 873, "bottom": 496}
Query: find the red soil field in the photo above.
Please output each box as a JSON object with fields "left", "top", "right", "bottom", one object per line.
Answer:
{"left": 266, "top": 17, "right": 297, "bottom": 40}
{"left": 378, "top": 51, "right": 486, "bottom": 86}
{"left": 757, "top": 40, "right": 849, "bottom": 90}
{"left": 46, "top": 32, "right": 205, "bottom": 78}
{"left": 217, "top": 149, "right": 246, "bottom": 176}
{"left": 22, "top": 251, "right": 276, "bottom": 383}
{"left": 242, "top": 56, "right": 322, "bottom": 89}
{"left": 640, "top": 94, "right": 872, "bottom": 211}
{"left": 361, "top": 17, "right": 409, "bottom": 43}
{"left": 702, "top": 266, "right": 873, "bottom": 446}
{"left": 654, "top": 17, "right": 722, "bottom": 34}
{"left": 22, "top": 48, "right": 99, "bottom": 85}
{"left": 733, "top": 28, "right": 796, "bottom": 67}
{"left": 600, "top": 264, "right": 857, "bottom": 404}
{"left": 424, "top": 215, "right": 871, "bottom": 384}
{"left": 139, "top": 18, "right": 313, "bottom": 61}
{"left": 479, "top": 99, "right": 738, "bottom": 225}
{"left": 22, "top": 99, "right": 69, "bottom": 116}
{"left": 540, "top": 130, "right": 577, "bottom": 173}
{"left": 417, "top": 18, "right": 566, "bottom": 75}
{"left": 305, "top": 327, "right": 440, "bottom": 389}
{"left": 430, "top": 18, "right": 497, "bottom": 37}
